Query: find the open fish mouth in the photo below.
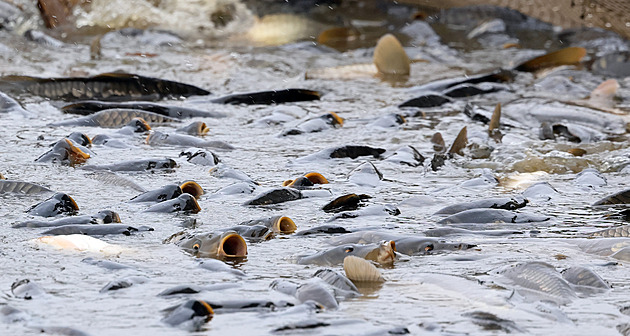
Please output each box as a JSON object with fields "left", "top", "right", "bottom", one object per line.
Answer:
{"left": 218, "top": 233, "right": 248, "bottom": 258}
{"left": 180, "top": 181, "right": 204, "bottom": 200}
{"left": 272, "top": 216, "right": 297, "bottom": 234}
{"left": 64, "top": 139, "right": 90, "bottom": 165}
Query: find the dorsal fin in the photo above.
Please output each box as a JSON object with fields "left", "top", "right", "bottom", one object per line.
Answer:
{"left": 373, "top": 34, "right": 410, "bottom": 76}
{"left": 514, "top": 47, "right": 586, "bottom": 72}
{"left": 343, "top": 256, "right": 384, "bottom": 282}
{"left": 489, "top": 103, "right": 501, "bottom": 131}
{"left": 431, "top": 132, "right": 446, "bottom": 153}
{"left": 448, "top": 126, "right": 467, "bottom": 156}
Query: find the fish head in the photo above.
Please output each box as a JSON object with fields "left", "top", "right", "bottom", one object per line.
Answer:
{"left": 180, "top": 181, "right": 204, "bottom": 200}
{"left": 321, "top": 112, "right": 344, "bottom": 127}
{"left": 270, "top": 216, "right": 296, "bottom": 234}
{"left": 127, "top": 117, "right": 151, "bottom": 132}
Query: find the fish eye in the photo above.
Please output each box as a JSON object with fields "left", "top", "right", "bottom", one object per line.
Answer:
{"left": 344, "top": 247, "right": 354, "bottom": 253}
{"left": 424, "top": 244, "right": 434, "bottom": 252}
{"left": 192, "top": 243, "right": 200, "bottom": 251}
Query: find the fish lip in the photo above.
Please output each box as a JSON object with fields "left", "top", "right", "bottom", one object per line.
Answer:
{"left": 273, "top": 216, "right": 296, "bottom": 234}
{"left": 198, "top": 122, "right": 209, "bottom": 135}
{"left": 64, "top": 139, "right": 90, "bottom": 165}
{"left": 218, "top": 232, "right": 248, "bottom": 258}
{"left": 328, "top": 112, "right": 344, "bottom": 126}
{"left": 133, "top": 117, "right": 151, "bottom": 131}
{"left": 180, "top": 181, "right": 204, "bottom": 200}
{"left": 304, "top": 172, "right": 329, "bottom": 184}
{"left": 184, "top": 194, "right": 202, "bottom": 213}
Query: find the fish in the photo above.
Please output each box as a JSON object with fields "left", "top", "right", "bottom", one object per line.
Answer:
{"left": 501, "top": 262, "right": 577, "bottom": 304}
{"left": 561, "top": 266, "right": 609, "bottom": 289}
{"left": 347, "top": 161, "right": 383, "bottom": 187}
{"left": 100, "top": 276, "right": 149, "bottom": 292}
{"left": 385, "top": 146, "right": 425, "bottom": 167}
{"left": 328, "top": 231, "right": 475, "bottom": 256}
{"left": 35, "top": 139, "right": 90, "bottom": 166}
{"left": 0, "top": 180, "right": 52, "bottom": 194}
{"left": 11, "top": 279, "right": 46, "bottom": 300}
{"left": 51, "top": 109, "right": 178, "bottom": 128}
{"left": 13, "top": 210, "right": 120, "bottom": 228}
{"left": 281, "top": 112, "right": 344, "bottom": 136}
{"left": 86, "top": 171, "right": 146, "bottom": 192}
{"left": 0, "top": 91, "right": 30, "bottom": 115}
{"left": 592, "top": 51, "right": 630, "bottom": 78}
{"left": 282, "top": 172, "right": 329, "bottom": 189}
{"left": 593, "top": 188, "right": 630, "bottom": 206}
{"left": 62, "top": 100, "right": 225, "bottom": 118}
{"left": 169, "top": 230, "right": 248, "bottom": 259}
{"left": 574, "top": 168, "right": 607, "bottom": 189}
{"left": 130, "top": 182, "right": 203, "bottom": 203}
{"left": 322, "top": 193, "right": 371, "bottom": 213}
{"left": 314, "top": 269, "right": 360, "bottom": 298}
{"left": 42, "top": 224, "right": 151, "bottom": 236}
{"left": 295, "top": 225, "right": 352, "bottom": 236}
{"left": 297, "top": 145, "right": 386, "bottom": 162}
{"left": 587, "top": 225, "right": 630, "bottom": 238}
{"left": 211, "top": 88, "right": 321, "bottom": 105}
{"left": 146, "top": 131, "right": 234, "bottom": 150}
{"left": 24, "top": 30, "right": 65, "bottom": 48}
{"left": 238, "top": 216, "right": 297, "bottom": 234}
{"left": 27, "top": 192, "right": 79, "bottom": 217}
{"left": 398, "top": 94, "right": 452, "bottom": 108}
{"left": 296, "top": 240, "right": 396, "bottom": 266}
{"left": 177, "top": 121, "right": 210, "bottom": 135}
{"left": 272, "top": 280, "right": 339, "bottom": 310}
{"left": 244, "top": 187, "right": 302, "bottom": 206}
{"left": 0, "top": 72, "right": 210, "bottom": 101}
{"left": 328, "top": 204, "right": 400, "bottom": 221}
{"left": 437, "top": 208, "right": 550, "bottom": 224}
{"left": 161, "top": 300, "right": 214, "bottom": 330}
{"left": 82, "top": 158, "right": 177, "bottom": 172}
{"left": 219, "top": 225, "right": 274, "bottom": 242}
{"left": 514, "top": 47, "right": 587, "bottom": 72}
{"left": 434, "top": 196, "right": 528, "bottom": 215}
{"left": 179, "top": 148, "right": 220, "bottom": 166}
{"left": 246, "top": 14, "right": 327, "bottom": 46}
{"left": 145, "top": 193, "right": 201, "bottom": 213}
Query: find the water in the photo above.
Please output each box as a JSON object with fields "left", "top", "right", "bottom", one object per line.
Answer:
{"left": 1, "top": 1, "right": 630, "bottom": 335}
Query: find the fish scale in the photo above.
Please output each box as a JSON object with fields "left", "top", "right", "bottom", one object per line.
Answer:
{"left": 588, "top": 225, "right": 630, "bottom": 238}
{"left": 502, "top": 262, "right": 576, "bottom": 300}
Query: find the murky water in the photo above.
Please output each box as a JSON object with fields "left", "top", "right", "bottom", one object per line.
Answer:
{"left": 1, "top": 1, "right": 630, "bottom": 335}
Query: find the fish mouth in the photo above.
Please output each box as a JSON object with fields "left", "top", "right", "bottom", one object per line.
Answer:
{"left": 281, "top": 179, "right": 293, "bottom": 187}
{"left": 218, "top": 233, "right": 248, "bottom": 258}
{"left": 377, "top": 240, "right": 396, "bottom": 265}
{"left": 64, "top": 139, "right": 90, "bottom": 165}
{"left": 180, "top": 181, "right": 204, "bottom": 200}
{"left": 132, "top": 117, "right": 151, "bottom": 132}
{"left": 328, "top": 112, "right": 344, "bottom": 126}
{"left": 197, "top": 122, "right": 209, "bottom": 135}
{"left": 184, "top": 194, "right": 202, "bottom": 214}
{"left": 192, "top": 300, "right": 214, "bottom": 320}
{"left": 304, "top": 172, "right": 329, "bottom": 184}
{"left": 272, "top": 216, "right": 296, "bottom": 234}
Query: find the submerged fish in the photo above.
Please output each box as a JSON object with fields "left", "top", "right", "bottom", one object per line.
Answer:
{"left": 238, "top": 216, "right": 297, "bottom": 234}
{"left": 35, "top": 139, "right": 90, "bottom": 166}
{"left": 0, "top": 181, "right": 52, "bottom": 194}
{"left": 34, "top": 234, "right": 126, "bottom": 254}
{"left": 435, "top": 196, "right": 528, "bottom": 215}
{"left": 297, "top": 241, "right": 395, "bottom": 266}
{"left": 244, "top": 188, "right": 302, "bottom": 206}
{"left": 14, "top": 210, "right": 120, "bottom": 228}
{"left": 0, "top": 73, "right": 210, "bottom": 101}
{"left": 83, "top": 158, "right": 177, "bottom": 172}
{"left": 501, "top": 262, "right": 577, "bottom": 304}
{"left": 131, "top": 181, "right": 203, "bottom": 203}
{"left": 162, "top": 300, "right": 214, "bottom": 330}
{"left": 169, "top": 230, "right": 248, "bottom": 259}
{"left": 281, "top": 112, "right": 343, "bottom": 136}
{"left": 437, "top": 209, "right": 549, "bottom": 224}
{"left": 211, "top": 89, "right": 321, "bottom": 105}
{"left": 51, "top": 109, "right": 178, "bottom": 128}
{"left": 0, "top": 91, "right": 30, "bottom": 115}
{"left": 145, "top": 193, "right": 201, "bottom": 213}
{"left": 282, "top": 172, "right": 329, "bottom": 189}
{"left": 27, "top": 192, "right": 79, "bottom": 217}
{"left": 593, "top": 188, "right": 630, "bottom": 206}
{"left": 146, "top": 131, "right": 234, "bottom": 150}
{"left": 62, "top": 100, "right": 224, "bottom": 118}
{"left": 271, "top": 279, "right": 338, "bottom": 310}
{"left": 42, "top": 224, "right": 149, "bottom": 236}
{"left": 588, "top": 225, "right": 630, "bottom": 238}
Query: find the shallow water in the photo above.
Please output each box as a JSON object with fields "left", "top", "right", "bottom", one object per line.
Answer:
{"left": 1, "top": 1, "right": 630, "bottom": 335}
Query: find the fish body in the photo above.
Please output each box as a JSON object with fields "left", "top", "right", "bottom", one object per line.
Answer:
{"left": 328, "top": 231, "right": 475, "bottom": 255}
{"left": 147, "top": 131, "right": 233, "bottom": 150}
{"left": 27, "top": 192, "right": 79, "bottom": 217}
{"left": 244, "top": 188, "right": 302, "bottom": 206}
{"left": 593, "top": 188, "right": 630, "bottom": 206}
{"left": 145, "top": 193, "right": 200, "bottom": 213}
{"left": 130, "top": 185, "right": 182, "bottom": 203}
{"left": 501, "top": 262, "right": 577, "bottom": 304}
{"left": 435, "top": 196, "right": 528, "bottom": 215}
{"left": 588, "top": 225, "right": 630, "bottom": 238}
{"left": 180, "top": 148, "right": 220, "bottom": 166}
{"left": 62, "top": 100, "right": 224, "bottom": 118}
{"left": 51, "top": 109, "right": 177, "bottom": 128}
{"left": 0, "top": 91, "right": 29, "bottom": 115}
{"left": 437, "top": 208, "right": 549, "bottom": 224}
{"left": 0, "top": 181, "right": 52, "bottom": 194}
{"left": 282, "top": 112, "right": 343, "bottom": 136}
{"left": 35, "top": 139, "right": 90, "bottom": 166}
{"left": 297, "top": 241, "right": 395, "bottom": 266}
{"left": 0, "top": 73, "right": 210, "bottom": 101}
{"left": 42, "top": 224, "right": 148, "bottom": 236}
{"left": 238, "top": 216, "right": 297, "bottom": 234}
{"left": 14, "top": 210, "right": 120, "bottom": 228}
{"left": 83, "top": 158, "right": 176, "bottom": 172}
{"left": 212, "top": 89, "right": 320, "bottom": 105}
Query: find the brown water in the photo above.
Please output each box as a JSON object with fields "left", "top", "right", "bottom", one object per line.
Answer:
{"left": 1, "top": 1, "right": 630, "bottom": 335}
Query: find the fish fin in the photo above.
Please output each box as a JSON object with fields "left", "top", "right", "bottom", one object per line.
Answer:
{"left": 344, "top": 256, "right": 384, "bottom": 282}
{"left": 317, "top": 26, "right": 360, "bottom": 49}
{"left": 448, "top": 126, "right": 468, "bottom": 156}
{"left": 373, "top": 34, "right": 410, "bottom": 76}
{"left": 431, "top": 132, "right": 446, "bottom": 153}
{"left": 514, "top": 47, "right": 586, "bottom": 72}
{"left": 588, "top": 79, "right": 619, "bottom": 108}
{"left": 488, "top": 103, "right": 501, "bottom": 131}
